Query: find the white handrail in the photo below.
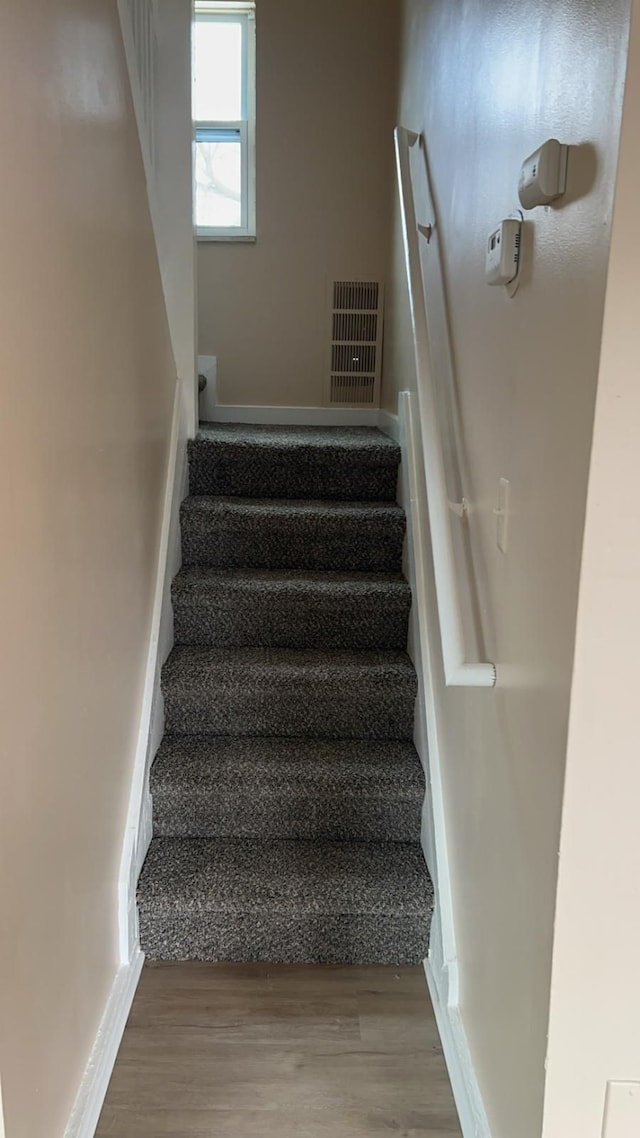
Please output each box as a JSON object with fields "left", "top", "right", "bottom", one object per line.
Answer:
{"left": 394, "top": 126, "right": 496, "bottom": 688}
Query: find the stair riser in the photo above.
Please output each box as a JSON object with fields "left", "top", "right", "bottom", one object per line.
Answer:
{"left": 152, "top": 792, "right": 422, "bottom": 842}
{"left": 188, "top": 445, "right": 399, "bottom": 502}
{"left": 180, "top": 509, "right": 405, "bottom": 572}
{"left": 139, "top": 912, "right": 429, "bottom": 965}
{"left": 162, "top": 677, "right": 416, "bottom": 739}
{"left": 172, "top": 593, "right": 410, "bottom": 650}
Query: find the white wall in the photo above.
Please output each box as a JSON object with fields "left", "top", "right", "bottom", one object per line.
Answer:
{"left": 384, "top": 1, "right": 631, "bottom": 1135}
{"left": 542, "top": 3, "right": 640, "bottom": 1133}
{"left": 197, "top": 0, "right": 399, "bottom": 408}
{"left": 0, "top": 2, "right": 176, "bottom": 1135}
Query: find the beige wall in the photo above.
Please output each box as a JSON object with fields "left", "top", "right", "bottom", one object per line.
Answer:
{"left": 385, "top": 1, "right": 631, "bottom": 1135}
{"left": 0, "top": 3, "right": 175, "bottom": 1136}
{"left": 197, "top": 0, "right": 399, "bottom": 408}
{"left": 542, "top": 3, "right": 640, "bottom": 1133}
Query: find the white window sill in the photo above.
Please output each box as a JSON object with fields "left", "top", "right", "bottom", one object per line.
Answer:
{"left": 197, "top": 233, "right": 257, "bottom": 243}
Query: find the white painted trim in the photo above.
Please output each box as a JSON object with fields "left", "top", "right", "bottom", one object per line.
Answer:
{"left": 117, "top": 1, "right": 156, "bottom": 189}
{"left": 197, "top": 355, "right": 218, "bottom": 421}
{"left": 204, "top": 404, "right": 385, "bottom": 427}
{"left": 196, "top": 233, "right": 257, "bottom": 243}
{"left": 118, "top": 1, "right": 198, "bottom": 436}
{"left": 425, "top": 954, "right": 491, "bottom": 1138}
{"left": 398, "top": 389, "right": 491, "bottom": 1136}
{"left": 118, "top": 380, "right": 187, "bottom": 965}
{"left": 64, "top": 950, "right": 144, "bottom": 1138}
{"left": 377, "top": 408, "right": 400, "bottom": 441}
{"left": 398, "top": 390, "right": 458, "bottom": 997}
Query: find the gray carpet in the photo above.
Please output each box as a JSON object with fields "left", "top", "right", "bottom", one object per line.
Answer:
{"left": 162, "top": 646, "right": 417, "bottom": 739}
{"left": 151, "top": 737, "right": 424, "bottom": 841}
{"left": 189, "top": 423, "right": 400, "bottom": 500}
{"left": 138, "top": 423, "right": 432, "bottom": 964}
{"left": 172, "top": 568, "right": 411, "bottom": 649}
{"left": 138, "top": 839, "right": 433, "bottom": 964}
{"left": 180, "top": 495, "right": 406, "bottom": 571}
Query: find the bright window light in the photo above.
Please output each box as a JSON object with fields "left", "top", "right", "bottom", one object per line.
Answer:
{"left": 193, "top": 1, "right": 256, "bottom": 239}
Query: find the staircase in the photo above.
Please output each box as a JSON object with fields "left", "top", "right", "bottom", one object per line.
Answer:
{"left": 138, "top": 423, "right": 433, "bottom": 963}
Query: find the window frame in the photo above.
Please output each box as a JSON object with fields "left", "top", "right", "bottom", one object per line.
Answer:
{"left": 194, "top": 3, "right": 256, "bottom": 241}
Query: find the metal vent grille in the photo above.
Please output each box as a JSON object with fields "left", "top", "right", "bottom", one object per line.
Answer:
{"left": 326, "top": 280, "right": 384, "bottom": 408}
{"left": 333, "top": 281, "right": 380, "bottom": 311}
{"left": 330, "top": 376, "right": 377, "bottom": 405}
{"left": 332, "top": 312, "right": 378, "bottom": 342}
{"left": 331, "top": 344, "right": 377, "bottom": 374}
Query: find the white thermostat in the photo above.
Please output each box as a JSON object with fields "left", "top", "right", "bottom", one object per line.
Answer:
{"left": 485, "top": 218, "right": 521, "bottom": 287}
{"left": 518, "top": 138, "right": 568, "bottom": 209}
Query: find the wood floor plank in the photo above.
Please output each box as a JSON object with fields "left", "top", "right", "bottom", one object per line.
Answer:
{"left": 138, "top": 960, "right": 425, "bottom": 995}
{"left": 103, "top": 1035, "right": 451, "bottom": 1110}
{"left": 97, "top": 1106, "right": 460, "bottom": 1137}
{"left": 96, "top": 963, "right": 462, "bottom": 1137}
{"left": 127, "top": 989, "right": 361, "bottom": 1041}
{"left": 356, "top": 989, "right": 442, "bottom": 1052}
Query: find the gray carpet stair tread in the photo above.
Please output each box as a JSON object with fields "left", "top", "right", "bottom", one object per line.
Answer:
{"left": 140, "top": 837, "right": 431, "bottom": 914}
{"left": 151, "top": 736, "right": 424, "bottom": 841}
{"left": 180, "top": 496, "right": 405, "bottom": 571}
{"left": 190, "top": 424, "right": 400, "bottom": 500}
{"left": 197, "top": 422, "right": 399, "bottom": 452}
{"left": 163, "top": 644, "right": 416, "bottom": 676}
{"left": 161, "top": 646, "right": 417, "bottom": 739}
{"left": 138, "top": 837, "right": 432, "bottom": 963}
{"left": 171, "top": 567, "right": 411, "bottom": 649}
{"left": 173, "top": 565, "right": 409, "bottom": 595}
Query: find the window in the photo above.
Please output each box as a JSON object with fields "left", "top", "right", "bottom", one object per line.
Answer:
{"left": 193, "top": 1, "right": 256, "bottom": 240}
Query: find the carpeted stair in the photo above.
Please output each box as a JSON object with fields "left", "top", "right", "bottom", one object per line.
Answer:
{"left": 138, "top": 423, "right": 433, "bottom": 963}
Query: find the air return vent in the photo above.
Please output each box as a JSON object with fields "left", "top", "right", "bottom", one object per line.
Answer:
{"left": 325, "top": 280, "right": 384, "bottom": 407}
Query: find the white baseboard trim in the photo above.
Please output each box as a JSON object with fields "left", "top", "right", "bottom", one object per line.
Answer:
{"left": 64, "top": 949, "right": 144, "bottom": 1138}
{"left": 398, "top": 389, "right": 490, "bottom": 1135}
{"left": 398, "top": 390, "right": 456, "bottom": 946}
{"left": 377, "top": 407, "right": 401, "bottom": 441}
{"left": 199, "top": 403, "right": 401, "bottom": 435}
{"left": 118, "top": 379, "right": 188, "bottom": 965}
{"left": 425, "top": 954, "right": 491, "bottom": 1138}
{"left": 206, "top": 404, "right": 382, "bottom": 427}
{"left": 135, "top": 790, "right": 154, "bottom": 882}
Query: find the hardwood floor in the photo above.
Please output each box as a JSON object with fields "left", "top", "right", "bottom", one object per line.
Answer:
{"left": 96, "top": 962, "right": 462, "bottom": 1137}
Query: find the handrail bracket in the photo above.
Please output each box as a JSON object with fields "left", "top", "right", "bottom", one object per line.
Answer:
{"left": 448, "top": 498, "right": 468, "bottom": 520}
{"left": 418, "top": 222, "right": 434, "bottom": 244}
